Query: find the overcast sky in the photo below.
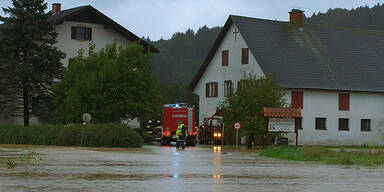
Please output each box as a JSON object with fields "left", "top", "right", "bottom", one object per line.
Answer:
{"left": 1, "top": 0, "right": 383, "bottom": 40}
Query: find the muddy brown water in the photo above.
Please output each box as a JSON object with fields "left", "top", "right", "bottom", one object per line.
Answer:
{"left": 1, "top": 145, "right": 384, "bottom": 192}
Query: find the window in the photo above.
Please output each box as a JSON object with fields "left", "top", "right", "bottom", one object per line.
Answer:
{"left": 71, "top": 26, "right": 92, "bottom": 40}
{"left": 361, "top": 119, "right": 371, "bottom": 132}
{"left": 224, "top": 80, "right": 232, "bottom": 97}
{"left": 242, "top": 48, "right": 249, "bottom": 64}
{"left": 296, "top": 117, "right": 303, "bottom": 130}
{"left": 222, "top": 50, "right": 229, "bottom": 66}
{"left": 339, "top": 93, "right": 350, "bottom": 111}
{"left": 237, "top": 79, "right": 247, "bottom": 90}
{"left": 206, "top": 82, "right": 218, "bottom": 97}
{"left": 291, "top": 91, "right": 303, "bottom": 109}
{"left": 315, "top": 118, "right": 326, "bottom": 130}
{"left": 339, "top": 118, "right": 349, "bottom": 131}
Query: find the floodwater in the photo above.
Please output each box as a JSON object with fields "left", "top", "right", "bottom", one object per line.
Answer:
{"left": 1, "top": 145, "right": 384, "bottom": 192}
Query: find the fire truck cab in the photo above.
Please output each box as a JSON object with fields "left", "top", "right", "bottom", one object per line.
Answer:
{"left": 162, "top": 103, "right": 197, "bottom": 146}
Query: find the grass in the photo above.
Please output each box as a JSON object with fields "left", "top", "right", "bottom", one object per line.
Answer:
{"left": 5, "top": 159, "right": 16, "bottom": 169}
{"left": 325, "top": 145, "right": 384, "bottom": 150}
{"left": 260, "top": 146, "right": 384, "bottom": 166}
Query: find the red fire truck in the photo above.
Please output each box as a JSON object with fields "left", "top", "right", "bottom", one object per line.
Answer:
{"left": 161, "top": 103, "right": 197, "bottom": 146}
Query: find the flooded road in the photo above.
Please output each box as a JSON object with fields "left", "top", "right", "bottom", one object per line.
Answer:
{"left": 1, "top": 145, "right": 384, "bottom": 192}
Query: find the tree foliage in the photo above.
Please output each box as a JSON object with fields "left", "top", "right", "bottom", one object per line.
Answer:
{"left": 0, "top": 0, "right": 65, "bottom": 126}
{"left": 149, "top": 26, "right": 221, "bottom": 121}
{"left": 152, "top": 26, "right": 221, "bottom": 86}
{"left": 52, "top": 42, "right": 162, "bottom": 124}
{"left": 219, "top": 77, "right": 285, "bottom": 140}
{"left": 305, "top": 3, "right": 384, "bottom": 31}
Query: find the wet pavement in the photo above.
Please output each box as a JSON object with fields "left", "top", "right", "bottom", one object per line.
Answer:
{"left": 1, "top": 144, "right": 384, "bottom": 192}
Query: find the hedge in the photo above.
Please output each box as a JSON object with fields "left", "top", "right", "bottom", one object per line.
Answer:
{"left": 0, "top": 123, "right": 143, "bottom": 148}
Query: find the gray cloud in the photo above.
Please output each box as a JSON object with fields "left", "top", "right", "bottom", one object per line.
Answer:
{"left": 1, "top": 0, "right": 383, "bottom": 40}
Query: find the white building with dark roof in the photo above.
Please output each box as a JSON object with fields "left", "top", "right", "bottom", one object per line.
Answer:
{"left": 0, "top": 3, "right": 158, "bottom": 125}
{"left": 189, "top": 10, "right": 384, "bottom": 145}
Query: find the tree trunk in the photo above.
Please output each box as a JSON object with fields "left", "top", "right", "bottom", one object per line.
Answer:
{"left": 23, "top": 84, "right": 29, "bottom": 126}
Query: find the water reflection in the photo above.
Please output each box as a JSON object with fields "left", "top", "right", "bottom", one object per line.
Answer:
{"left": 213, "top": 146, "right": 221, "bottom": 153}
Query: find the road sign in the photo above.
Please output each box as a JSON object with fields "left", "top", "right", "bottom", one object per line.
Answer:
{"left": 234, "top": 122, "right": 241, "bottom": 152}
{"left": 234, "top": 122, "right": 241, "bottom": 130}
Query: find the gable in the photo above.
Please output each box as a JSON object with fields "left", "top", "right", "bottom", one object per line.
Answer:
{"left": 188, "top": 18, "right": 233, "bottom": 91}
{"left": 193, "top": 22, "right": 265, "bottom": 95}
{"left": 52, "top": 5, "right": 158, "bottom": 53}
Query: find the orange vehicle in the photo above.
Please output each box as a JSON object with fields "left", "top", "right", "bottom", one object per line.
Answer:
{"left": 199, "top": 115, "right": 224, "bottom": 145}
{"left": 162, "top": 103, "right": 197, "bottom": 146}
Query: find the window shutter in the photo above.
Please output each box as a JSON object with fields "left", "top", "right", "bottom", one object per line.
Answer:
{"left": 71, "top": 27, "right": 76, "bottom": 39}
{"left": 339, "top": 93, "right": 350, "bottom": 111}
{"left": 214, "top": 82, "right": 218, "bottom": 97}
{"left": 242, "top": 48, "right": 249, "bottom": 64}
{"left": 206, "top": 83, "right": 210, "bottom": 97}
{"left": 222, "top": 50, "right": 228, "bottom": 66}
{"left": 291, "top": 91, "right": 303, "bottom": 108}
{"left": 86, "top": 28, "right": 92, "bottom": 40}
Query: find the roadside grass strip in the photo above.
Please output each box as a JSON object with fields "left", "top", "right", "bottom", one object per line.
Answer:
{"left": 260, "top": 146, "right": 384, "bottom": 166}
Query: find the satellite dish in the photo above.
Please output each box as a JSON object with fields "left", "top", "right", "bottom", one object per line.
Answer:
{"left": 82, "top": 113, "right": 92, "bottom": 123}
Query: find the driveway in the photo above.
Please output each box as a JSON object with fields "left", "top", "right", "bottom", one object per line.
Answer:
{"left": 0, "top": 145, "right": 383, "bottom": 192}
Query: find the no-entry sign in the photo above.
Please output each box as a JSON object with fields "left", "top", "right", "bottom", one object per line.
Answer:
{"left": 234, "top": 122, "right": 241, "bottom": 130}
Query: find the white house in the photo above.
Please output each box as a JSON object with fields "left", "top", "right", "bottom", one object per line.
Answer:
{"left": 0, "top": 3, "right": 158, "bottom": 126}
{"left": 189, "top": 9, "right": 384, "bottom": 145}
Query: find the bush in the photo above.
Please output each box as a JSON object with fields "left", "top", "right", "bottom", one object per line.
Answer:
{"left": 0, "top": 124, "right": 143, "bottom": 148}
{"left": 0, "top": 125, "right": 62, "bottom": 145}
{"left": 141, "top": 132, "right": 154, "bottom": 144}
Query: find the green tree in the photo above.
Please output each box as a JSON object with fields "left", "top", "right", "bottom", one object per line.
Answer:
{"left": 305, "top": 3, "right": 384, "bottom": 31}
{"left": 219, "top": 77, "right": 285, "bottom": 143}
{"left": 52, "top": 42, "right": 162, "bottom": 124}
{"left": 150, "top": 26, "right": 221, "bottom": 118}
{"left": 0, "top": 0, "right": 65, "bottom": 126}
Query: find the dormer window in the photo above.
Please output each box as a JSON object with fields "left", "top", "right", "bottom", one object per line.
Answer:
{"left": 71, "top": 26, "right": 92, "bottom": 41}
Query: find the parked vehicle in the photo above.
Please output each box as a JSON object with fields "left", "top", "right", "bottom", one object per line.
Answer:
{"left": 153, "top": 126, "right": 163, "bottom": 143}
{"left": 161, "top": 103, "right": 197, "bottom": 146}
{"left": 199, "top": 115, "right": 224, "bottom": 145}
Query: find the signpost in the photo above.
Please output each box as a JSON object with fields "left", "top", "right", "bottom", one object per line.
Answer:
{"left": 263, "top": 107, "right": 302, "bottom": 149}
{"left": 234, "top": 122, "right": 241, "bottom": 152}
{"left": 80, "top": 113, "right": 92, "bottom": 147}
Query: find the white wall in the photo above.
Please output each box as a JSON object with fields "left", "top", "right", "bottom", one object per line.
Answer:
{"left": 194, "top": 23, "right": 265, "bottom": 125}
{"left": 283, "top": 90, "right": 384, "bottom": 145}
{"left": 55, "top": 21, "right": 133, "bottom": 67}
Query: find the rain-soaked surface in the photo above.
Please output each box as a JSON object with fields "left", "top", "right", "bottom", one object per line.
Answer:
{"left": 1, "top": 144, "right": 384, "bottom": 192}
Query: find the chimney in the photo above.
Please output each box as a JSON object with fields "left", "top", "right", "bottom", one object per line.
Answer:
{"left": 52, "top": 3, "right": 61, "bottom": 14}
{"left": 289, "top": 9, "right": 304, "bottom": 27}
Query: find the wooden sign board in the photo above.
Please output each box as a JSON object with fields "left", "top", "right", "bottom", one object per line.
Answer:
{"left": 268, "top": 118, "right": 295, "bottom": 132}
